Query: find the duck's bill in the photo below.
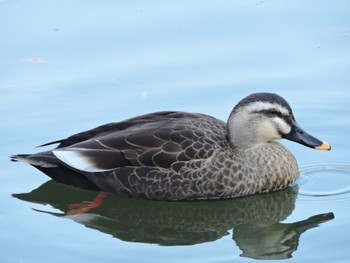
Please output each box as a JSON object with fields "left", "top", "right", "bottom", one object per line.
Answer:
{"left": 283, "top": 122, "right": 331, "bottom": 151}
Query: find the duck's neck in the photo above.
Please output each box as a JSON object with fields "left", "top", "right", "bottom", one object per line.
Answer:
{"left": 227, "top": 113, "right": 257, "bottom": 150}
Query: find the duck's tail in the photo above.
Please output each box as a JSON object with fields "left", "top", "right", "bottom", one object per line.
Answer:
{"left": 10, "top": 152, "right": 100, "bottom": 191}
{"left": 10, "top": 153, "right": 58, "bottom": 168}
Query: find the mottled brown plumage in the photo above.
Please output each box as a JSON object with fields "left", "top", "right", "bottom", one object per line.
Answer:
{"left": 11, "top": 93, "right": 330, "bottom": 200}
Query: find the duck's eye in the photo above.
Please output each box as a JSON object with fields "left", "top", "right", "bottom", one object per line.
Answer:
{"left": 253, "top": 109, "right": 288, "bottom": 119}
{"left": 268, "top": 109, "right": 280, "bottom": 115}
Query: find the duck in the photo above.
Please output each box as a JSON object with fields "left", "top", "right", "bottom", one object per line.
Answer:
{"left": 11, "top": 92, "right": 331, "bottom": 201}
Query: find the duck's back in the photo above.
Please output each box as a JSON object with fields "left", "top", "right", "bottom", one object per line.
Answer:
{"left": 15, "top": 111, "right": 230, "bottom": 200}
{"left": 56, "top": 111, "right": 227, "bottom": 168}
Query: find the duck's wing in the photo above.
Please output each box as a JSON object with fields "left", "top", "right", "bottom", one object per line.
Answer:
{"left": 51, "top": 111, "right": 227, "bottom": 173}
{"left": 42, "top": 111, "right": 181, "bottom": 148}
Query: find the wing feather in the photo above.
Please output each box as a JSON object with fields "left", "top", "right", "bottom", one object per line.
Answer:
{"left": 51, "top": 111, "right": 226, "bottom": 171}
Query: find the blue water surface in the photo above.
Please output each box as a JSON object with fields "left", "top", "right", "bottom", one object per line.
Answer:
{"left": 1, "top": 1, "right": 350, "bottom": 262}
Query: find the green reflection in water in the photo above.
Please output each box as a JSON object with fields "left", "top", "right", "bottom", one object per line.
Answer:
{"left": 14, "top": 181, "right": 334, "bottom": 260}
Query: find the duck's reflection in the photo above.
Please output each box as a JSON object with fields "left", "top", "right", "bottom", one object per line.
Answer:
{"left": 13, "top": 181, "right": 334, "bottom": 260}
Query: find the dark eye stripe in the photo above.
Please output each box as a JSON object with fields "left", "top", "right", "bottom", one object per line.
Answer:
{"left": 253, "top": 109, "right": 285, "bottom": 118}
{"left": 252, "top": 109, "right": 294, "bottom": 125}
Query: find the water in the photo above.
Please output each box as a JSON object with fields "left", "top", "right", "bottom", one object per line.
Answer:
{"left": 1, "top": 0, "right": 350, "bottom": 262}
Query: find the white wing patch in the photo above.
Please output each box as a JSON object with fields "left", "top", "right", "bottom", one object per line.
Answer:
{"left": 53, "top": 148, "right": 115, "bottom": 172}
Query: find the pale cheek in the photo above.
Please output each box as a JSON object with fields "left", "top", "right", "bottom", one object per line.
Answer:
{"left": 273, "top": 117, "right": 291, "bottom": 134}
{"left": 282, "top": 124, "right": 292, "bottom": 134}
{"left": 259, "top": 121, "right": 280, "bottom": 141}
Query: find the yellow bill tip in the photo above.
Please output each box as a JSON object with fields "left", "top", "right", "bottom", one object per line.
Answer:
{"left": 315, "top": 141, "right": 331, "bottom": 151}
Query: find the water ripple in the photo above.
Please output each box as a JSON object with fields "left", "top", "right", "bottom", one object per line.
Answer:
{"left": 298, "top": 162, "right": 350, "bottom": 202}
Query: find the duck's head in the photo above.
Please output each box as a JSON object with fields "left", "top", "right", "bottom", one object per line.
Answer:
{"left": 227, "top": 92, "right": 331, "bottom": 150}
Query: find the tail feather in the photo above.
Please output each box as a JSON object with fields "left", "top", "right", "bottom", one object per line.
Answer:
{"left": 11, "top": 153, "right": 100, "bottom": 191}
{"left": 10, "top": 154, "right": 58, "bottom": 168}
{"left": 36, "top": 139, "right": 64, "bottom": 148}
{"left": 10, "top": 154, "right": 28, "bottom": 162}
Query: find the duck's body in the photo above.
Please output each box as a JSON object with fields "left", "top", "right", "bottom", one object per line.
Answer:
{"left": 11, "top": 93, "right": 330, "bottom": 200}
